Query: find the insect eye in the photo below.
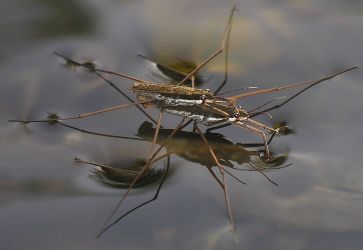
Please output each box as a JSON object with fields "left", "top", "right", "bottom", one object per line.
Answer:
{"left": 200, "top": 95, "right": 207, "bottom": 101}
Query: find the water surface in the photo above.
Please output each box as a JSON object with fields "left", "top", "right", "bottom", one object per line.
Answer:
{"left": 1, "top": 0, "right": 363, "bottom": 249}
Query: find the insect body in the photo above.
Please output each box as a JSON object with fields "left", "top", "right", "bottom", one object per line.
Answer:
{"left": 131, "top": 82, "right": 246, "bottom": 126}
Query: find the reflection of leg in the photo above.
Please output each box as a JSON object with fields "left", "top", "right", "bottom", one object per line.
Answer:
{"left": 75, "top": 158, "right": 119, "bottom": 170}
{"left": 206, "top": 166, "right": 224, "bottom": 189}
{"left": 236, "top": 122, "right": 270, "bottom": 158}
{"left": 96, "top": 152, "right": 171, "bottom": 238}
{"left": 58, "top": 121, "right": 146, "bottom": 141}
{"left": 97, "top": 111, "right": 164, "bottom": 238}
{"left": 194, "top": 125, "right": 236, "bottom": 231}
{"left": 248, "top": 161, "right": 278, "bottom": 186}
{"left": 10, "top": 102, "right": 147, "bottom": 123}
{"left": 196, "top": 126, "right": 246, "bottom": 185}
{"left": 206, "top": 122, "right": 232, "bottom": 133}
{"left": 237, "top": 130, "right": 276, "bottom": 148}
{"left": 149, "top": 117, "right": 187, "bottom": 160}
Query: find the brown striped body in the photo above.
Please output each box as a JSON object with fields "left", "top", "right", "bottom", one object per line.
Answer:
{"left": 131, "top": 82, "right": 247, "bottom": 126}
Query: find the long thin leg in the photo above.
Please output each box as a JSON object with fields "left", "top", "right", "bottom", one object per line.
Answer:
{"left": 202, "top": 103, "right": 231, "bottom": 117}
{"left": 249, "top": 68, "right": 356, "bottom": 118}
{"left": 97, "top": 115, "right": 192, "bottom": 237}
{"left": 9, "top": 102, "right": 146, "bottom": 123}
{"left": 10, "top": 117, "right": 147, "bottom": 141}
{"left": 248, "top": 96, "right": 286, "bottom": 113}
{"left": 177, "top": 6, "right": 237, "bottom": 86}
{"left": 215, "top": 86, "right": 258, "bottom": 96}
{"left": 97, "top": 111, "right": 164, "bottom": 237}
{"left": 206, "top": 166, "right": 224, "bottom": 189}
{"left": 55, "top": 52, "right": 147, "bottom": 83}
{"left": 213, "top": 7, "right": 233, "bottom": 95}
{"left": 94, "top": 72, "right": 159, "bottom": 125}
{"left": 146, "top": 117, "right": 247, "bottom": 182}
{"left": 195, "top": 126, "right": 235, "bottom": 231}
{"left": 55, "top": 53, "right": 158, "bottom": 125}
{"left": 149, "top": 112, "right": 163, "bottom": 155}
{"left": 228, "top": 66, "right": 357, "bottom": 100}
{"left": 140, "top": 117, "right": 249, "bottom": 196}
{"left": 244, "top": 118, "right": 276, "bottom": 133}
{"left": 219, "top": 167, "right": 235, "bottom": 232}
{"left": 235, "top": 122, "right": 271, "bottom": 158}
{"left": 205, "top": 97, "right": 279, "bottom": 133}
{"left": 149, "top": 118, "right": 187, "bottom": 160}
{"left": 206, "top": 111, "right": 275, "bottom": 135}
{"left": 96, "top": 152, "right": 171, "bottom": 238}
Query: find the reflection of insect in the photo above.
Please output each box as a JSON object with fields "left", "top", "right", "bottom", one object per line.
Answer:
{"left": 10, "top": 6, "right": 356, "bottom": 237}
{"left": 78, "top": 120, "right": 287, "bottom": 187}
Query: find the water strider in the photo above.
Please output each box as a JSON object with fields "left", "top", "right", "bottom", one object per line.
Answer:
{"left": 9, "top": 6, "right": 357, "bottom": 237}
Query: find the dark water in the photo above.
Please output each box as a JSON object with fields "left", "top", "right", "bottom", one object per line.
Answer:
{"left": 1, "top": 1, "right": 363, "bottom": 249}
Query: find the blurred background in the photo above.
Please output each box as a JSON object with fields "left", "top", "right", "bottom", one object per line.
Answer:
{"left": 1, "top": 0, "right": 362, "bottom": 249}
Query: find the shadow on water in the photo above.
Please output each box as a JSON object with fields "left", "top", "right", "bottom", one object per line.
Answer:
{"left": 73, "top": 120, "right": 289, "bottom": 189}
